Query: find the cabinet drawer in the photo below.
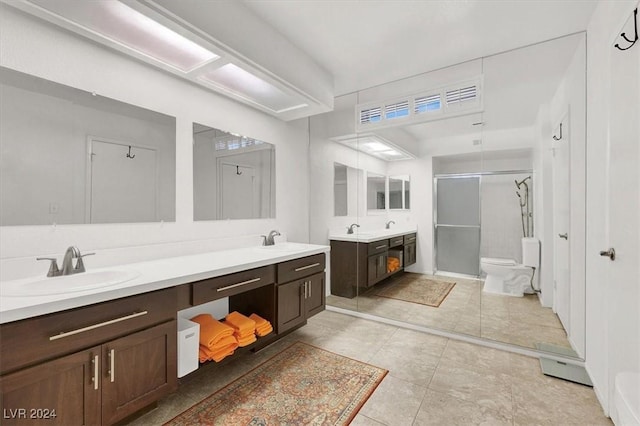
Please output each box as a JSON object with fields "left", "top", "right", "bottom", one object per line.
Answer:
{"left": 368, "top": 239, "right": 390, "bottom": 255}
{"left": 0, "top": 287, "right": 177, "bottom": 375}
{"left": 404, "top": 233, "right": 417, "bottom": 244}
{"left": 277, "top": 253, "right": 325, "bottom": 284}
{"left": 192, "top": 265, "right": 275, "bottom": 305}
{"left": 389, "top": 236, "right": 404, "bottom": 247}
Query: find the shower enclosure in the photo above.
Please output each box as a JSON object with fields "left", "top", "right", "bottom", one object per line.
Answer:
{"left": 434, "top": 171, "right": 533, "bottom": 276}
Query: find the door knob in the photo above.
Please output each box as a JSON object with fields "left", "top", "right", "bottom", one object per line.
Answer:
{"left": 558, "top": 233, "right": 568, "bottom": 240}
{"left": 599, "top": 248, "right": 615, "bottom": 261}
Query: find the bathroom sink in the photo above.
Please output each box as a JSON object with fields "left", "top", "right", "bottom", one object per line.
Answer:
{"left": 2, "top": 269, "right": 140, "bottom": 297}
{"left": 256, "top": 242, "right": 309, "bottom": 253}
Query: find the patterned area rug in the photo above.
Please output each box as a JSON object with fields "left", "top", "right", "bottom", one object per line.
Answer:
{"left": 376, "top": 276, "right": 456, "bottom": 307}
{"left": 164, "top": 342, "right": 387, "bottom": 426}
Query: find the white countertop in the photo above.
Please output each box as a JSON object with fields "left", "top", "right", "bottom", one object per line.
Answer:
{"left": 0, "top": 242, "right": 329, "bottom": 324}
{"left": 328, "top": 229, "right": 417, "bottom": 243}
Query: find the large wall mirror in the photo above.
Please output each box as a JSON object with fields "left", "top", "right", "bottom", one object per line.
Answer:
{"left": 366, "top": 172, "right": 386, "bottom": 211}
{"left": 389, "top": 175, "right": 410, "bottom": 210}
{"left": 193, "top": 123, "right": 275, "bottom": 221}
{"left": 0, "top": 67, "right": 176, "bottom": 226}
{"left": 311, "top": 32, "right": 587, "bottom": 361}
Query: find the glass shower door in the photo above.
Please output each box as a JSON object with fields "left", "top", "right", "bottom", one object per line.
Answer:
{"left": 435, "top": 176, "right": 481, "bottom": 276}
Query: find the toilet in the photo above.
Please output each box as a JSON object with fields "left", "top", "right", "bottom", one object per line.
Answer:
{"left": 481, "top": 237, "right": 540, "bottom": 297}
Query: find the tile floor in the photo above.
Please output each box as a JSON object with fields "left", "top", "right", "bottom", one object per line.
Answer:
{"left": 327, "top": 272, "right": 572, "bottom": 352}
{"left": 128, "top": 310, "right": 610, "bottom": 426}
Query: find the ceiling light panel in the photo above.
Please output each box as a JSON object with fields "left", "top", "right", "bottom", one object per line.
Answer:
{"left": 331, "top": 134, "right": 415, "bottom": 162}
{"left": 28, "top": 0, "right": 219, "bottom": 72}
{"left": 199, "top": 63, "right": 307, "bottom": 113}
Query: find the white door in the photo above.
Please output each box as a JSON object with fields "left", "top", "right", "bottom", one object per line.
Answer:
{"left": 552, "top": 114, "right": 571, "bottom": 330}
{"left": 89, "top": 139, "right": 157, "bottom": 223}
{"left": 219, "top": 163, "right": 255, "bottom": 220}
{"left": 605, "top": 8, "right": 640, "bottom": 410}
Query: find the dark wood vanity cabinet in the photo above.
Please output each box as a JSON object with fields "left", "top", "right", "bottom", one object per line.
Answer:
{"left": 331, "top": 232, "right": 417, "bottom": 298}
{"left": 404, "top": 233, "right": 417, "bottom": 267}
{"left": 276, "top": 254, "right": 326, "bottom": 334}
{"left": 0, "top": 346, "right": 101, "bottom": 425}
{"left": 0, "top": 288, "right": 178, "bottom": 426}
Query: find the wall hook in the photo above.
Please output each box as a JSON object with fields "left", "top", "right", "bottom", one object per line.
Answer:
{"left": 236, "top": 165, "right": 242, "bottom": 175}
{"left": 553, "top": 123, "right": 563, "bottom": 141}
{"left": 126, "top": 145, "right": 135, "bottom": 159}
{"left": 615, "top": 7, "right": 638, "bottom": 51}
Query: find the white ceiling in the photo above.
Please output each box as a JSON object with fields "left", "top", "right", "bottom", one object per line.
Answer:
{"left": 243, "top": 0, "right": 597, "bottom": 95}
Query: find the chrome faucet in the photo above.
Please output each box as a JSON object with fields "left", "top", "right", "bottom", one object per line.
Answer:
{"left": 347, "top": 223, "right": 360, "bottom": 234}
{"left": 386, "top": 220, "right": 396, "bottom": 229}
{"left": 37, "top": 246, "right": 94, "bottom": 277}
{"left": 262, "top": 230, "right": 281, "bottom": 246}
{"left": 61, "top": 246, "right": 81, "bottom": 275}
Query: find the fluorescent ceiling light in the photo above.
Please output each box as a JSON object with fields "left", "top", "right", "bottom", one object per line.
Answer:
{"left": 28, "top": 0, "right": 219, "bottom": 72}
{"left": 363, "top": 141, "right": 391, "bottom": 152}
{"left": 331, "top": 133, "right": 415, "bottom": 162}
{"left": 199, "top": 63, "right": 307, "bottom": 113}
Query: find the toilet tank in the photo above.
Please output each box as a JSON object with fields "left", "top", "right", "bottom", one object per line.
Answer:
{"left": 522, "top": 238, "right": 540, "bottom": 268}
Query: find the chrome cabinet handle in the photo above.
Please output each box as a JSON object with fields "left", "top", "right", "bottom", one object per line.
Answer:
{"left": 108, "top": 349, "right": 115, "bottom": 383}
{"left": 49, "top": 311, "right": 148, "bottom": 341}
{"left": 408, "top": 237, "right": 416, "bottom": 241}
{"left": 375, "top": 245, "right": 387, "bottom": 250}
{"left": 216, "top": 277, "right": 260, "bottom": 292}
{"left": 92, "top": 354, "right": 99, "bottom": 390}
{"left": 558, "top": 233, "right": 568, "bottom": 240}
{"left": 308, "top": 281, "right": 311, "bottom": 298}
{"left": 600, "top": 248, "right": 615, "bottom": 261}
{"left": 294, "top": 263, "right": 320, "bottom": 272}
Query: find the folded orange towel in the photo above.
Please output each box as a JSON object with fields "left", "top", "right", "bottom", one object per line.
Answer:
{"left": 225, "top": 311, "right": 256, "bottom": 334}
{"left": 256, "top": 324, "right": 273, "bottom": 337}
{"left": 198, "top": 335, "right": 239, "bottom": 363}
{"left": 249, "top": 313, "right": 269, "bottom": 327}
{"left": 191, "top": 314, "right": 235, "bottom": 348}
{"left": 387, "top": 256, "right": 401, "bottom": 273}
{"left": 249, "top": 313, "right": 273, "bottom": 337}
{"left": 237, "top": 333, "right": 257, "bottom": 347}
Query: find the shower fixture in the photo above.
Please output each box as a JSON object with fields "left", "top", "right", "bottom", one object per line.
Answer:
{"left": 515, "top": 176, "right": 533, "bottom": 237}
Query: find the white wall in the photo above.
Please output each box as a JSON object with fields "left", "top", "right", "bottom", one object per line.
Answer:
{"left": 584, "top": 0, "right": 639, "bottom": 414}
{"left": 0, "top": 5, "right": 309, "bottom": 280}
{"left": 480, "top": 173, "right": 533, "bottom": 264}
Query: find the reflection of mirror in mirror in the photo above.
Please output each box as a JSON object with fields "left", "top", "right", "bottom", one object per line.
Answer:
{"left": 193, "top": 123, "right": 275, "bottom": 221}
{"left": 389, "top": 175, "right": 410, "bottom": 210}
{"left": 366, "top": 172, "right": 386, "bottom": 211}
{"left": 0, "top": 67, "right": 176, "bottom": 226}
{"left": 334, "top": 163, "right": 347, "bottom": 216}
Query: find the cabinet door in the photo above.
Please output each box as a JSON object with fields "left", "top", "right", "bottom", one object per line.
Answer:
{"left": 404, "top": 243, "right": 417, "bottom": 266}
{"left": 0, "top": 346, "right": 101, "bottom": 426}
{"left": 305, "top": 272, "right": 325, "bottom": 318}
{"left": 367, "top": 253, "right": 388, "bottom": 286}
{"left": 277, "top": 279, "right": 305, "bottom": 334}
{"left": 101, "top": 321, "right": 177, "bottom": 425}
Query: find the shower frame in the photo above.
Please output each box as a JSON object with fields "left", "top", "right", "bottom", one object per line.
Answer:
{"left": 433, "top": 169, "right": 534, "bottom": 278}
